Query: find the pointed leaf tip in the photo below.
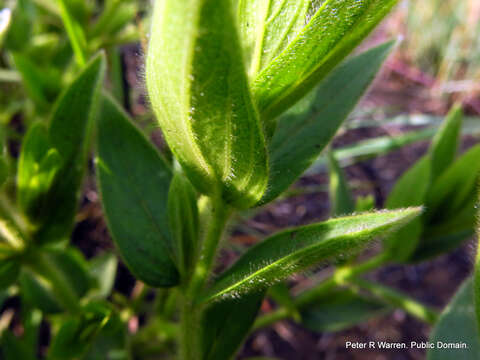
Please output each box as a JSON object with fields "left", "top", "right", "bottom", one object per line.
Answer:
{"left": 201, "top": 207, "right": 422, "bottom": 303}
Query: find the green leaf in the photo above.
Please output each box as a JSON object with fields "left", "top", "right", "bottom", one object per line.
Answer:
{"left": 0, "top": 8, "right": 12, "bottom": 48}
{"left": 252, "top": 0, "right": 398, "bottom": 122}
{"left": 268, "top": 283, "right": 300, "bottom": 321}
{"left": 17, "top": 122, "right": 62, "bottom": 223}
{"left": 88, "top": 253, "right": 118, "bottom": 300}
{"left": 355, "top": 195, "right": 375, "bottom": 212}
{"left": 58, "top": 0, "right": 87, "bottom": 66}
{"left": 5, "top": 0, "right": 33, "bottom": 52}
{"left": 260, "top": 41, "right": 395, "bottom": 204}
{"left": 168, "top": 170, "right": 199, "bottom": 277}
{"left": 429, "top": 104, "right": 463, "bottom": 182}
{"left": 328, "top": 151, "right": 355, "bottom": 216}
{"left": 49, "top": 302, "right": 125, "bottom": 360}
{"left": 146, "top": 0, "right": 268, "bottom": 209}
{"left": 384, "top": 157, "right": 431, "bottom": 262}
{"left": 427, "top": 277, "right": 480, "bottom": 360}
{"left": 307, "top": 126, "right": 437, "bottom": 173}
{"left": 301, "top": 288, "right": 389, "bottom": 332}
{"left": 21, "top": 248, "right": 91, "bottom": 314}
{"left": 12, "top": 52, "right": 61, "bottom": 111}
{"left": 426, "top": 144, "right": 480, "bottom": 225}
{"left": 237, "top": 0, "right": 311, "bottom": 77}
{"left": 32, "top": 52, "right": 106, "bottom": 244}
{"left": 0, "top": 331, "right": 37, "bottom": 360}
{"left": 0, "top": 258, "right": 20, "bottom": 289}
{"left": 0, "top": 156, "right": 10, "bottom": 187}
{"left": 96, "top": 94, "right": 179, "bottom": 287}
{"left": 201, "top": 291, "right": 264, "bottom": 360}
{"left": 201, "top": 208, "right": 421, "bottom": 303}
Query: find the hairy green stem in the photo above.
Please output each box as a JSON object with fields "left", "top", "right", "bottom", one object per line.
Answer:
{"left": 253, "top": 253, "right": 389, "bottom": 330}
{"left": 180, "top": 195, "right": 231, "bottom": 360}
{"left": 188, "top": 196, "right": 231, "bottom": 297}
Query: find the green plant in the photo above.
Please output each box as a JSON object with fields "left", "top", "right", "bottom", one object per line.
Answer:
{"left": 91, "top": 1, "right": 429, "bottom": 359}
{"left": 6, "top": 0, "right": 478, "bottom": 359}
{"left": 328, "top": 105, "right": 480, "bottom": 263}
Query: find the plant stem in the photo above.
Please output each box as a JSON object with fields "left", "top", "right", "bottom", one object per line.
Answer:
{"left": 188, "top": 196, "right": 231, "bottom": 298}
{"left": 252, "top": 253, "right": 389, "bottom": 331}
{"left": 180, "top": 195, "right": 231, "bottom": 360}
{"left": 348, "top": 277, "right": 439, "bottom": 325}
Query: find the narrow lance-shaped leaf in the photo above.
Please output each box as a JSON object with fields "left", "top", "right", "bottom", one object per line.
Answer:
{"left": 201, "top": 291, "right": 265, "bottom": 360}
{"left": 32, "top": 53, "right": 106, "bottom": 244}
{"left": 328, "top": 151, "right": 355, "bottom": 216}
{"left": 260, "top": 41, "right": 394, "bottom": 204}
{"left": 96, "top": 94, "right": 179, "bottom": 287}
{"left": 146, "top": 0, "right": 268, "bottom": 209}
{"left": 428, "top": 104, "right": 463, "bottom": 182}
{"left": 237, "top": 0, "right": 311, "bottom": 77}
{"left": 253, "top": 0, "right": 398, "bottom": 122}
{"left": 12, "top": 52, "right": 61, "bottom": 111}
{"left": 384, "top": 157, "right": 430, "bottom": 262}
{"left": 426, "top": 144, "right": 480, "bottom": 224}
{"left": 301, "top": 288, "right": 389, "bottom": 333}
{"left": 201, "top": 208, "right": 421, "bottom": 303}
{"left": 168, "top": 171, "right": 199, "bottom": 278}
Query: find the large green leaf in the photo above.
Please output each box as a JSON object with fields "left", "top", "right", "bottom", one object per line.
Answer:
{"left": 201, "top": 208, "right": 421, "bottom": 303}
{"left": 25, "top": 53, "right": 106, "bottom": 244}
{"left": 201, "top": 291, "right": 265, "bottom": 360}
{"left": 96, "top": 94, "right": 179, "bottom": 288}
{"left": 384, "top": 157, "right": 430, "bottom": 262}
{"left": 168, "top": 171, "right": 199, "bottom": 278}
{"left": 146, "top": 0, "right": 268, "bottom": 209}
{"left": 237, "top": 0, "right": 311, "bottom": 77}
{"left": 260, "top": 41, "right": 394, "bottom": 204}
{"left": 428, "top": 105, "right": 463, "bottom": 182}
{"left": 301, "top": 288, "right": 389, "bottom": 332}
{"left": 428, "top": 277, "right": 480, "bottom": 360}
{"left": 328, "top": 151, "right": 355, "bottom": 216}
{"left": 252, "top": 0, "right": 398, "bottom": 122}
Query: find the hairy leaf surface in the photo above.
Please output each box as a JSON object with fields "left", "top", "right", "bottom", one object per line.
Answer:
{"left": 253, "top": 0, "right": 398, "bottom": 121}
{"left": 201, "top": 208, "right": 421, "bottom": 303}
{"left": 238, "top": 0, "right": 311, "bottom": 77}
{"left": 147, "top": 0, "right": 268, "bottom": 209}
